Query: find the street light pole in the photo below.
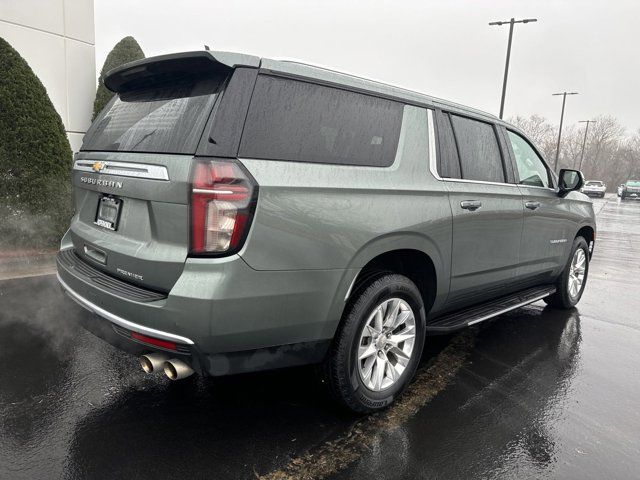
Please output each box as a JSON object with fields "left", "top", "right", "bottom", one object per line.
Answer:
{"left": 578, "top": 120, "right": 596, "bottom": 171}
{"left": 489, "top": 17, "right": 537, "bottom": 119}
{"left": 552, "top": 91, "right": 578, "bottom": 170}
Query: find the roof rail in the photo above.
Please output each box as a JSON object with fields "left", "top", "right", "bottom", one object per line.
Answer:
{"left": 274, "top": 58, "right": 497, "bottom": 119}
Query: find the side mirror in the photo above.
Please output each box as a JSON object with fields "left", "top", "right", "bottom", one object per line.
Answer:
{"left": 558, "top": 169, "right": 584, "bottom": 196}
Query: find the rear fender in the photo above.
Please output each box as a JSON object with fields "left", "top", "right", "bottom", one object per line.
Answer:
{"left": 321, "top": 232, "right": 448, "bottom": 340}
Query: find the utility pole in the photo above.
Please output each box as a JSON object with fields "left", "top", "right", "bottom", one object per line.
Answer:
{"left": 489, "top": 17, "right": 537, "bottom": 119}
{"left": 552, "top": 91, "right": 578, "bottom": 170}
{"left": 578, "top": 120, "right": 596, "bottom": 171}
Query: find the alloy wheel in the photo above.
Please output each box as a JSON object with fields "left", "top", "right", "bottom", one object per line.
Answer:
{"left": 356, "top": 298, "right": 416, "bottom": 391}
{"left": 568, "top": 248, "right": 587, "bottom": 299}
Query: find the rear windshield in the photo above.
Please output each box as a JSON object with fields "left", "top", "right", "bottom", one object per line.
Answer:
{"left": 585, "top": 181, "right": 603, "bottom": 186}
{"left": 82, "top": 75, "right": 225, "bottom": 154}
{"left": 627, "top": 181, "right": 640, "bottom": 187}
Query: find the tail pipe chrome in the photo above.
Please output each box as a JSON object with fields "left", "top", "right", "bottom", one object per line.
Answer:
{"left": 139, "top": 353, "right": 170, "bottom": 373}
{"left": 163, "top": 358, "right": 194, "bottom": 380}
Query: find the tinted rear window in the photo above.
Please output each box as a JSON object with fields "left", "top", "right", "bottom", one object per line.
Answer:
{"left": 82, "top": 75, "right": 225, "bottom": 154}
{"left": 585, "top": 181, "right": 603, "bottom": 186}
{"left": 239, "top": 76, "right": 403, "bottom": 166}
{"left": 450, "top": 115, "right": 505, "bottom": 183}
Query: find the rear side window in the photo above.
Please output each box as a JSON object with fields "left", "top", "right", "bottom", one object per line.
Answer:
{"left": 239, "top": 76, "right": 403, "bottom": 166}
{"left": 450, "top": 115, "right": 505, "bottom": 183}
{"left": 82, "top": 75, "right": 225, "bottom": 154}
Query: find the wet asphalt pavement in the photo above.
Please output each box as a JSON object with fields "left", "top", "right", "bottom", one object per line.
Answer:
{"left": 1, "top": 196, "right": 639, "bottom": 480}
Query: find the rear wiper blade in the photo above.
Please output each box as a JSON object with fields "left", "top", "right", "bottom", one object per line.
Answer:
{"left": 130, "top": 129, "right": 157, "bottom": 150}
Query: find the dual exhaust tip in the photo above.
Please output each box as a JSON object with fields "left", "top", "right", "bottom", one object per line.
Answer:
{"left": 140, "top": 353, "right": 193, "bottom": 380}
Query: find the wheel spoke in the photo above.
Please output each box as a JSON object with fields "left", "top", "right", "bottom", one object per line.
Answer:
{"left": 361, "top": 355, "right": 375, "bottom": 382}
{"left": 392, "top": 310, "right": 411, "bottom": 330}
{"left": 386, "top": 359, "right": 400, "bottom": 382}
{"left": 365, "top": 324, "right": 378, "bottom": 337}
{"left": 389, "top": 330, "right": 415, "bottom": 345}
{"left": 383, "top": 299, "right": 401, "bottom": 329}
{"left": 373, "top": 307, "right": 384, "bottom": 333}
{"left": 358, "top": 342, "right": 377, "bottom": 360}
{"left": 389, "top": 346, "right": 411, "bottom": 365}
{"left": 373, "top": 356, "right": 386, "bottom": 390}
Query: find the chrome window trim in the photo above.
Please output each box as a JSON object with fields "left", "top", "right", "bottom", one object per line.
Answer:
{"left": 440, "top": 177, "right": 521, "bottom": 188}
{"left": 74, "top": 160, "right": 169, "bottom": 181}
{"left": 427, "top": 109, "right": 438, "bottom": 178}
{"left": 57, "top": 273, "right": 194, "bottom": 345}
{"left": 518, "top": 184, "right": 557, "bottom": 192}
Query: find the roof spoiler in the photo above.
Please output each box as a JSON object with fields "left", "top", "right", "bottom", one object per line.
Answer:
{"left": 104, "top": 51, "right": 261, "bottom": 93}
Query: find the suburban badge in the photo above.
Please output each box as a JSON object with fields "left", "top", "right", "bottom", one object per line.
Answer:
{"left": 80, "top": 176, "right": 123, "bottom": 189}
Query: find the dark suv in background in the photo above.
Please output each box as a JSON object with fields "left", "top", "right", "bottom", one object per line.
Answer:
{"left": 620, "top": 180, "right": 640, "bottom": 200}
{"left": 56, "top": 51, "right": 596, "bottom": 412}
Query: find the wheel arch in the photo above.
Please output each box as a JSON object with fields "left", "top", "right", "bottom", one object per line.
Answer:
{"left": 323, "top": 232, "right": 448, "bottom": 343}
{"left": 347, "top": 249, "right": 438, "bottom": 315}
{"left": 575, "top": 224, "right": 595, "bottom": 258}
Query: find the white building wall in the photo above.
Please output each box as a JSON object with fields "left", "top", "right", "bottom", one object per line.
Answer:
{"left": 0, "top": 0, "right": 96, "bottom": 152}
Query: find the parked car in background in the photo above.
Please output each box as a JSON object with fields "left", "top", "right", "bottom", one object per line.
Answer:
{"left": 620, "top": 180, "right": 640, "bottom": 200}
{"left": 581, "top": 180, "right": 606, "bottom": 198}
{"left": 56, "top": 50, "right": 596, "bottom": 413}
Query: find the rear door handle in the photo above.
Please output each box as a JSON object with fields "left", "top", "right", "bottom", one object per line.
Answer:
{"left": 525, "top": 201, "right": 541, "bottom": 210}
{"left": 460, "top": 200, "right": 482, "bottom": 211}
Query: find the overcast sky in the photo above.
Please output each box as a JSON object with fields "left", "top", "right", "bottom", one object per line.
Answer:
{"left": 95, "top": 0, "right": 639, "bottom": 133}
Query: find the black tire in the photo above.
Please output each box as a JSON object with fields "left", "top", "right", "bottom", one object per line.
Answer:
{"left": 544, "top": 236, "right": 590, "bottom": 309}
{"left": 323, "top": 274, "right": 426, "bottom": 413}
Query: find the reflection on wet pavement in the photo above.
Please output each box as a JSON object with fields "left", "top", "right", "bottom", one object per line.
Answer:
{"left": 0, "top": 196, "right": 639, "bottom": 480}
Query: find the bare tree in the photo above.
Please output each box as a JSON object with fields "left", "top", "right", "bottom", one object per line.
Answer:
{"left": 507, "top": 114, "right": 637, "bottom": 191}
{"left": 558, "top": 124, "right": 585, "bottom": 170}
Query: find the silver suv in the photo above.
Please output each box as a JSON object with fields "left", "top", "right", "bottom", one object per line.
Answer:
{"left": 57, "top": 51, "right": 596, "bottom": 412}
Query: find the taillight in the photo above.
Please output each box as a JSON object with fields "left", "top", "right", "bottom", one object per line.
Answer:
{"left": 190, "top": 160, "right": 257, "bottom": 256}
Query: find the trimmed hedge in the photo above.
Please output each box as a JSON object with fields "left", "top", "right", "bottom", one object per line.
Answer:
{"left": 0, "top": 37, "right": 73, "bottom": 248}
{"left": 93, "top": 36, "right": 145, "bottom": 119}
